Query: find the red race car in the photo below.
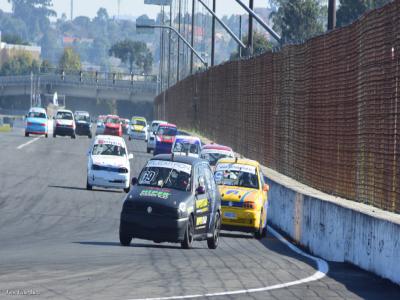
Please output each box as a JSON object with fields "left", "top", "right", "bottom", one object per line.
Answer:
{"left": 103, "top": 115, "right": 122, "bottom": 137}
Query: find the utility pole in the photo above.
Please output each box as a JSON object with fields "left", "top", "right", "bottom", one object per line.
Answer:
{"left": 70, "top": 0, "right": 73, "bottom": 20}
{"left": 190, "top": 0, "right": 195, "bottom": 74}
{"left": 168, "top": 5, "right": 172, "bottom": 87}
{"left": 118, "top": 0, "right": 121, "bottom": 20}
{"left": 239, "top": 15, "right": 242, "bottom": 58}
{"left": 177, "top": 0, "right": 182, "bottom": 82}
{"left": 211, "top": 0, "right": 216, "bottom": 66}
{"left": 247, "top": 0, "right": 254, "bottom": 56}
{"left": 327, "top": 0, "right": 336, "bottom": 30}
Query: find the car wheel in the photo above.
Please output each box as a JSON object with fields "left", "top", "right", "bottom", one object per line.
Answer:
{"left": 71, "top": 134, "right": 76, "bottom": 139}
{"left": 181, "top": 215, "right": 194, "bottom": 249}
{"left": 207, "top": 212, "right": 221, "bottom": 249}
{"left": 25, "top": 132, "right": 29, "bottom": 137}
{"left": 128, "top": 136, "right": 131, "bottom": 141}
{"left": 123, "top": 186, "right": 130, "bottom": 193}
{"left": 45, "top": 133, "right": 48, "bottom": 138}
{"left": 146, "top": 148, "right": 151, "bottom": 153}
{"left": 86, "top": 178, "right": 92, "bottom": 190}
{"left": 254, "top": 210, "right": 265, "bottom": 240}
{"left": 53, "top": 133, "right": 56, "bottom": 138}
{"left": 119, "top": 222, "right": 132, "bottom": 246}
{"left": 88, "top": 133, "right": 92, "bottom": 139}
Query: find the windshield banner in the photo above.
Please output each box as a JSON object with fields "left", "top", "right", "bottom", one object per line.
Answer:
{"left": 147, "top": 160, "right": 192, "bottom": 174}
{"left": 216, "top": 163, "right": 256, "bottom": 174}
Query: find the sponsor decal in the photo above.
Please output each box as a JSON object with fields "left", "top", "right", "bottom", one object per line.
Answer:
{"left": 216, "top": 163, "right": 256, "bottom": 174}
{"left": 147, "top": 160, "right": 192, "bottom": 174}
{"left": 201, "top": 149, "right": 234, "bottom": 156}
{"left": 196, "top": 198, "right": 208, "bottom": 210}
{"left": 196, "top": 216, "right": 208, "bottom": 226}
{"left": 140, "top": 189, "right": 171, "bottom": 199}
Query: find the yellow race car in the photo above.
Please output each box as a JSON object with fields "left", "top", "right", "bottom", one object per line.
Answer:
{"left": 214, "top": 157, "right": 269, "bottom": 239}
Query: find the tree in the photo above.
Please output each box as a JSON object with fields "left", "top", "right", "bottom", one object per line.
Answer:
{"left": 0, "top": 51, "right": 40, "bottom": 75}
{"left": 1, "top": 33, "right": 29, "bottom": 45}
{"left": 230, "top": 31, "right": 273, "bottom": 59}
{"left": 270, "top": 0, "right": 325, "bottom": 44}
{"left": 109, "top": 39, "right": 153, "bottom": 74}
{"left": 40, "top": 60, "right": 53, "bottom": 73}
{"left": 336, "top": 0, "right": 392, "bottom": 27}
{"left": 58, "top": 48, "right": 81, "bottom": 71}
{"left": 7, "top": 0, "right": 56, "bottom": 41}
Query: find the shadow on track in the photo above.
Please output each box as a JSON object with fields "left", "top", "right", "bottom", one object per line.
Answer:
{"left": 73, "top": 241, "right": 199, "bottom": 250}
{"left": 48, "top": 185, "right": 123, "bottom": 193}
{"left": 220, "top": 232, "right": 254, "bottom": 239}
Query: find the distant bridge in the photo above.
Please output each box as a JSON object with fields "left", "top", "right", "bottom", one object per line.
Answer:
{"left": 0, "top": 73, "right": 157, "bottom": 103}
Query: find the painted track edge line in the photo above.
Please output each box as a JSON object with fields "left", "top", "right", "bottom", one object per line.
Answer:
{"left": 127, "top": 225, "right": 329, "bottom": 300}
{"left": 17, "top": 137, "right": 41, "bottom": 149}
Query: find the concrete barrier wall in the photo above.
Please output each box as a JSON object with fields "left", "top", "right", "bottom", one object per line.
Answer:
{"left": 264, "top": 166, "right": 400, "bottom": 285}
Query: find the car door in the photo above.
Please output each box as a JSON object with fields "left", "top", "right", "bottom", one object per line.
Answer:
{"left": 194, "top": 164, "right": 210, "bottom": 235}
{"left": 203, "top": 164, "right": 218, "bottom": 233}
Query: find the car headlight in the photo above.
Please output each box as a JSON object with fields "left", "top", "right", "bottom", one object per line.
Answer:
{"left": 178, "top": 202, "right": 187, "bottom": 213}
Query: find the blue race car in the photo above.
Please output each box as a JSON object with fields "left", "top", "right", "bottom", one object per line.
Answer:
{"left": 25, "top": 107, "right": 48, "bottom": 138}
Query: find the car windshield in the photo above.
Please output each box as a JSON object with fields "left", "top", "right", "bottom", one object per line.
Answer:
{"left": 92, "top": 143, "right": 126, "bottom": 156}
{"left": 151, "top": 123, "right": 160, "bottom": 131}
{"left": 28, "top": 111, "right": 46, "bottom": 118}
{"left": 214, "top": 163, "right": 259, "bottom": 189}
{"left": 173, "top": 141, "right": 199, "bottom": 154}
{"left": 75, "top": 114, "right": 90, "bottom": 122}
{"left": 138, "top": 160, "right": 192, "bottom": 191}
{"left": 56, "top": 112, "right": 73, "bottom": 120}
{"left": 132, "top": 119, "right": 146, "bottom": 126}
{"left": 106, "top": 117, "right": 119, "bottom": 124}
{"left": 157, "top": 126, "right": 177, "bottom": 136}
{"left": 202, "top": 152, "right": 232, "bottom": 166}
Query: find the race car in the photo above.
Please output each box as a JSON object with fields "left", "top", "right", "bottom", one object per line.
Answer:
{"left": 53, "top": 109, "right": 76, "bottom": 138}
{"left": 74, "top": 111, "right": 92, "bottom": 138}
{"left": 103, "top": 115, "right": 122, "bottom": 137}
{"left": 153, "top": 123, "right": 177, "bottom": 156}
{"left": 119, "top": 154, "right": 221, "bottom": 249}
{"left": 146, "top": 120, "right": 167, "bottom": 153}
{"left": 128, "top": 116, "right": 148, "bottom": 141}
{"left": 171, "top": 135, "right": 202, "bottom": 158}
{"left": 95, "top": 115, "right": 106, "bottom": 135}
{"left": 86, "top": 135, "right": 133, "bottom": 193}
{"left": 201, "top": 143, "right": 235, "bottom": 169}
{"left": 25, "top": 107, "right": 48, "bottom": 138}
{"left": 214, "top": 157, "right": 269, "bottom": 239}
{"left": 120, "top": 118, "right": 130, "bottom": 135}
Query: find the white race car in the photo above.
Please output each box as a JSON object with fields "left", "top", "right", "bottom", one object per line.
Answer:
{"left": 87, "top": 135, "right": 133, "bottom": 193}
{"left": 146, "top": 120, "right": 167, "bottom": 153}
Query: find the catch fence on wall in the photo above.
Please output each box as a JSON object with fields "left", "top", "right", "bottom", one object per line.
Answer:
{"left": 155, "top": 1, "right": 400, "bottom": 213}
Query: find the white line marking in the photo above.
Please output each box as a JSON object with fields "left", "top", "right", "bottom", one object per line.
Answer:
{"left": 128, "top": 225, "right": 329, "bottom": 300}
{"left": 17, "top": 137, "right": 41, "bottom": 150}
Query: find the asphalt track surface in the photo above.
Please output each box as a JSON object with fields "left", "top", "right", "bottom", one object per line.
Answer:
{"left": 0, "top": 128, "right": 399, "bottom": 300}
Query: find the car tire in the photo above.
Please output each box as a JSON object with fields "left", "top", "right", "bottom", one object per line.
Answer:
{"left": 86, "top": 178, "right": 92, "bottom": 190}
{"left": 146, "top": 148, "right": 151, "bottom": 153}
{"left": 181, "top": 215, "right": 194, "bottom": 249}
{"left": 128, "top": 136, "right": 131, "bottom": 141}
{"left": 88, "top": 133, "right": 92, "bottom": 139}
{"left": 207, "top": 211, "right": 221, "bottom": 249}
{"left": 25, "top": 132, "right": 29, "bottom": 137}
{"left": 71, "top": 133, "right": 76, "bottom": 139}
{"left": 123, "top": 186, "right": 130, "bottom": 193}
{"left": 53, "top": 133, "right": 56, "bottom": 138}
{"left": 119, "top": 222, "right": 132, "bottom": 246}
{"left": 254, "top": 210, "right": 265, "bottom": 240}
{"left": 45, "top": 133, "right": 48, "bottom": 138}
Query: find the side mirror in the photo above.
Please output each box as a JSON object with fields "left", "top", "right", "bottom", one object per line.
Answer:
{"left": 263, "top": 184, "right": 269, "bottom": 192}
{"left": 131, "top": 177, "right": 138, "bottom": 186}
{"left": 128, "top": 153, "right": 134, "bottom": 160}
{"left": 196, "top": 185, "right": 206, "bottom": 195}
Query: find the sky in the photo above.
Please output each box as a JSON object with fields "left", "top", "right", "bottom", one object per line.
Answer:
{"left": 0, "top": 0, "right": 272, "bottom": 20}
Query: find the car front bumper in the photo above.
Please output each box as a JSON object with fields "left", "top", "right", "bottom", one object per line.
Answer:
{"left": 129, "top": 130, "right": 147, "bottom": 140}
{"left": 120, "top": 212, "right": 188, "bottom": 242}
{"left": 88, "top": 170, "right": 129, "bottom": 189}
{"left": 220, "top": 207, "right": 260, "bottom": 232}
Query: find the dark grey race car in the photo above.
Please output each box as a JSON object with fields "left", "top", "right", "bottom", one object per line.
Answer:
{"left": 120, "top": 154, "right": 221, "bottom": 249}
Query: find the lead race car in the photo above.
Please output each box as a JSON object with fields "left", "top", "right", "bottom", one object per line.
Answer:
{"left": 214, "top": 157, "right": 269, "bottom": 239}
{"left": 119, "top": 154, "right": 221, "bottom": 249}
{"left": 86, "top": 135, "right": 133, "bottom": 193}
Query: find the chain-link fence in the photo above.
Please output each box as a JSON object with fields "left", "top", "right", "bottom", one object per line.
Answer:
{"left": 155, "top": 1, "right": 400, "bottom": 213}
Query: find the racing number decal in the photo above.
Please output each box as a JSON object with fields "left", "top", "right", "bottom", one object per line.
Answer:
{"left": 196, "top": 199, "right": 209, "bottom": 213}
{"left": 142, "top": 171, "right": 156, "bottom": 184}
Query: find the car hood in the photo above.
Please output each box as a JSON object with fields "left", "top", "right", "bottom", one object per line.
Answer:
{"left": 26, "top": 117, "right": 47, "bottom": 124}
{"left": 218, "top": 186, "right": 259, "bottom": 203}
{"left": 91, "top": 155, "right": 128, "bottom": 168}
{"left": 105, "top": 123, "right": 120, "bottom": 129}
{"left": 127, "top": 185, "right": 192, "bottom": 208}
{"left": 132, "top": 124, "right": 145, "bottom": 131}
